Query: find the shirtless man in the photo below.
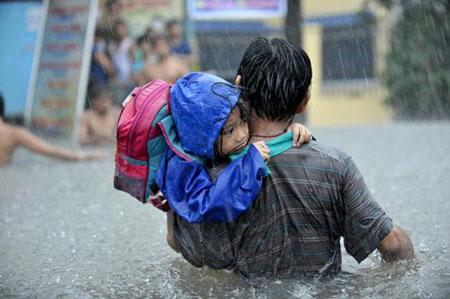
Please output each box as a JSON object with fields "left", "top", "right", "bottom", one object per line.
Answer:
{"left": 79, "top": 88, "right": 120, "bottom": 145}
{"left": 0, "top": 94, "right": 104, "bottom": 166}
{"left": 140, "top": 34, "right": 189, "bottom": 84}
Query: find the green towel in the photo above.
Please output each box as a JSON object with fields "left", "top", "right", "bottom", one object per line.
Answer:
{"left": 230, "top": 132, "right": 294, "bottom": 174}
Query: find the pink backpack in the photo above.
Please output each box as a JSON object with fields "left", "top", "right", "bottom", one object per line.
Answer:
{"left": 114, "top": 79, "right": 173, "bottom": 210}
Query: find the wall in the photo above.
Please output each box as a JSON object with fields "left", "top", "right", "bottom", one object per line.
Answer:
{"left": 302, "top": 1, "right": 393, "bottom": 125}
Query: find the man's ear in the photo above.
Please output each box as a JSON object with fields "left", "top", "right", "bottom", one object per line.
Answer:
{"left": 235, "top": 75, "right": 242, "bottom": 86}
{"left": 296, "top": 89, "right": 311, "bottom": 113}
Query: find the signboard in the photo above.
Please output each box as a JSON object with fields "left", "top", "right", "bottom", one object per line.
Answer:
{"left": 0, "top": 1, "right": 41, "bottom": 116}
{"left": 119, "top": 0, "right": 181, "bottom": 37}
{"left": 25, "top": 0, "right": 97, "bottom": 135}
{"left": 188, "top": 0, "right": 287, "bottom": 20}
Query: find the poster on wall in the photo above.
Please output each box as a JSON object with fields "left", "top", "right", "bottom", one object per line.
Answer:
{"left": 188, "top": 0, "right": 287, "bottom": 19}
{"left": 119, "top": 0, "right": 180, "bottom": 37}
{"left": 25, "top": 0, "right": 97, "bottom": 135}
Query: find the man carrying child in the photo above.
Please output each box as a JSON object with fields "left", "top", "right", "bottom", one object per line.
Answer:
{"left": 166, "top": 37, "right": 414, "bottom": 280}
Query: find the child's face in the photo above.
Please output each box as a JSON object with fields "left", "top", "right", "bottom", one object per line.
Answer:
{"left": 216, "top": 107, "right": 249, "bottom": 156}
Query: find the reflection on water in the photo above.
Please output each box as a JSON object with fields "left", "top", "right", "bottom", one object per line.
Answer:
{"left": 1, "top": 122, "right": 449, "bottom": 298}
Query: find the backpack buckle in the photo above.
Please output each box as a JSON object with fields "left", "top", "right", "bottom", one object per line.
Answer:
{"left": 122, "top": 87, "right": 140, "bottom": 107}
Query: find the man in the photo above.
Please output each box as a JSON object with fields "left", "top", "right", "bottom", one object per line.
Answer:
{"left": 140, "top": 33, "right": 189, "bottom": 85}
{"left": 79, "top": 88, "right": 120, "bottom": 145}
{"left": 167, "top": 37, "right": 414, "bottom": 280}
{"left": 0, "top": 93, "right": 103, "bottom": 165}
{"left": 165, "top": 19, "right": 197, "bottom": 67}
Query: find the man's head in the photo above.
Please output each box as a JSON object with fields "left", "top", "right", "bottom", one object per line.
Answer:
{"left": 166, "top": 19, "right": 182, "bottom": 40}
{"left": 105, "top": 0, "right": 121, "bottom": 14}
{"left": 113, "top": 19, "right": 128, "bottom": 40}
{"left": 236, "top": 37, "right": 312, "bottom": 122}
{"left": 0, "top": 92, "right": 4, "bottom": 118}
{"left": 149, "top": 33, "right": 171, "bottom": 58}
{"left": 90, "top": 88, "right": 113, "bottom": 115}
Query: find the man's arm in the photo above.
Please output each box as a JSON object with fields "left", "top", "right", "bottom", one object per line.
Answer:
{"left": 15, "top": 127, "right": 103, "bottom": 161}
{"left": 340, "top": 156, "right": 414, "bottom": 263}
{"left": 378, "top": 226, "right": 414, "bottom": 262}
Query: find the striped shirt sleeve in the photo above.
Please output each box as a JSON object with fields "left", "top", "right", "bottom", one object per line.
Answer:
{"left": 341, "top": 157, "right": 393, "bottom": 262}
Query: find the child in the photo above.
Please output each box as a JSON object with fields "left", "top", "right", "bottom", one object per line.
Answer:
{"left": 155, "top": 72, "right": 311, "bottom": 223}
{"left": 79, "top": 88, "right": 120, "bottom": 145}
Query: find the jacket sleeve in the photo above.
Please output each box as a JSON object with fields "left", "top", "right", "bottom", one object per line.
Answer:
{"left": 155, "top": 145, "right": 267, "bottom": 223}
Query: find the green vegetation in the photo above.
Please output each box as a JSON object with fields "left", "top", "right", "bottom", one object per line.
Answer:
{"left": 380, "top": 0, "right": 450, "bottom": 119}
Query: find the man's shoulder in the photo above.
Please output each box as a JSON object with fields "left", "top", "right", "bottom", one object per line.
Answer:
{"left": 0, "top": 124, "right": 34, "bottom": 147}
{"left": 168, "top": 56, "right": 188, "bottom": 67}
{"left": 4, "top": 124, "right": 26, "bottom": 138}
{"left": 0, "top": 124, "right": 16, "bottom": 143}
{"left": 273, "top": 140, "right": 352, "bottom": 172}
{"left": 287, "top": 140, "right": 350, "bottom": 159}
{"left": 81, "top": 110, "right": 96, "bottom": 120}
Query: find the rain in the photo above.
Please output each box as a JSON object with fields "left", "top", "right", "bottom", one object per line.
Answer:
{"left": 0, "top": 0, "right": 449, "bottom": 298}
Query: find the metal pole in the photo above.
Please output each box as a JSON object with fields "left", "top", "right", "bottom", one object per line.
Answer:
{"left": 285, "top": 0, "right": 307, "bottom": 123}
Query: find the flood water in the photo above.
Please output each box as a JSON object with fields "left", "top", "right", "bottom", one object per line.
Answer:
{"left": 1, "top": 122, "right": 449, "bottom": 298}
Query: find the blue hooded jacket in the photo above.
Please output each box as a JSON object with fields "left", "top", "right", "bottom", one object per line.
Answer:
{"left": 155, "top": 72, "right": 267, "bottom": 223}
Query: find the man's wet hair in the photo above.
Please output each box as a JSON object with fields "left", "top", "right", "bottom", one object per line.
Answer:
{"left": 106, "top": 0, "right": 119, "bottom": 12}
{"left": 0, "top": 92, "right": 4, "bottom": 118}
{"left": 147, "top": 32, "right": 169, "bottom": 48}
{"left": 86, "top": 83, "right": 111, "bottom": 106}
{"left": 236, "top": 37, "right": 312, "bottom": 121}
{"left": 136, "top": 34, "right": 147, "bottom": 46}
{"left": 165, "top": 19, "right": 180, "bottom": 32}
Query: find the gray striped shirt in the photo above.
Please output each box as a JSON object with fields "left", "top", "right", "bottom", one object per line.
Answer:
{"left": 172, "top": 141, "right": 393, "bottom": 279}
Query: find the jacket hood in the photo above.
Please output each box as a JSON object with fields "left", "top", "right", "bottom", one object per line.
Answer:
{"left": 170, "top": 72, "right": 239, "bottom": 159}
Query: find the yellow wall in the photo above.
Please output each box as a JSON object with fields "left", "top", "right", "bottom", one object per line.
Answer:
{"left": 302, "top": 3, "right": 393, "bottom": 125}
{"left": 304, "top": 0, "right": 364, "bottom": 17}
{"left": 304, "top": 25, "right": 393, "bottom": 125}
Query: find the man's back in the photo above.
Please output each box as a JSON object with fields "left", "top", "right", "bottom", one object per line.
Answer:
{"left": 172, "top": 140, "right": 393, "bottom": 279}
{"left": 141, "top": 56, "right": 188, "bottom": 85}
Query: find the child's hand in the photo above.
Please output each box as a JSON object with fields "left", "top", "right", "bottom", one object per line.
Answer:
{"left": 253, "top": 141, "right": 270, "bottom": 162}
{"left": 288, "top": 123, "right": 312, "bottom": 147}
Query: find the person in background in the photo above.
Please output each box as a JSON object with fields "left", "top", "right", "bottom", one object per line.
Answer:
{"left": 141, "top": 33, "right": 189, "bottom": 84}
{"left": 89, "top": 29, "right": 115, "bottom": 90}
{"left": 0, "top": 93, "right": 104, "bottom": 166}
{"left": 108, "top": 18, "right": 134, "bottom": 104}
{"left": 79, "top": 88, "right": 120, "bottom": 145}
{"left": 130, "top": 35, "right": 151, "bottom": 85}
{"left": 97, "top": 0, "right": 122, "bottom": 43}
{"left": 166, "top": 19, "right": 197, "bottom": 67}
{"left": 109, "top": 19, "right": 133, "bottom": 86}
